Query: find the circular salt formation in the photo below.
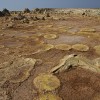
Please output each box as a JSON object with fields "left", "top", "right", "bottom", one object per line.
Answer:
{"left": 55, "top": 44, "right": 71, "bottom": 51}
{"left": 44, "top": 34, "right": 57, "bottom": 39}
{"left": 38, "top": 93, "right": 62, "bottom": 100}
{"left": 33, "top": 73, "right": 60, "bottom": 91}
{"left": 46, "top": 25, "right": 53, "bottom": 28}
{"left": 59, "top": 29, "right": 67, "bottom": 33}
{"left": 40, "top": 44, "right": 54, "bottom": 51}
{"left": 72, "top": 44, "right": 89, "bottom": 51}
{"left": 94, "top": 45, "right": 100, "bottom": 55}
{"left": 6, "top": 57, "right": 36, "bottom": 83}
{"left": 31, "top": 44, "right": 54, "bottom": 54}
{"left": 33, "top": 33, "right": 43, "bottom": 37}
{"left": 80, "top": 28, "right": 96, "bottom": 32}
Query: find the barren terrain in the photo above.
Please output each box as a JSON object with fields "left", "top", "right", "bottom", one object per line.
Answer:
{"left": 0, "top": 9, "right": 100, "bottom": 100}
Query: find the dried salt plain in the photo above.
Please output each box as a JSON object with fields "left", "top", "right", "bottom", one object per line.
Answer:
{"left": 0, "top": 9, "right": 100, "bottom": 100}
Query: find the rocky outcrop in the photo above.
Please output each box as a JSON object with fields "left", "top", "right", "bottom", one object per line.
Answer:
{"left": 33, "top": 8, "right": 53, "bottom": 14}
{"left": 2, "top": 8, "right": 11, "bottom": 16}
{"left": 0, "top": 11, "right": 4, "bottom": 17}
{"left": 50, "top": 54, "right": 100, "bottom": 73}
{"left": 23, "top": 8, "right": 30, "bottom": 13}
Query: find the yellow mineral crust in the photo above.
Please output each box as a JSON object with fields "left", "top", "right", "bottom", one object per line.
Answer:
{"left": 38, "top": 44, "right": 54, "bottom": 52}
{"left": 44, "top": 34, "right": 58, "bottom": 39}
{"left": 55, "top": 44, "right": 71, "bottom": 50}
{"left": 80, "top": 28, "right": 96, "bottom": 32}
{"left": 72, "top": 44, "right": 89, "bottom": 51}
{"left": 33, "top": 73, "right": 60, "bottom": 91}
{"left": 94, "top": 45, "right": 100, "bottom": 55}
{"left": 38, "top": 93, "right": 62, "bottom": 100}
{"left": 4, "top": 57, "right": 36, "bottom": 83}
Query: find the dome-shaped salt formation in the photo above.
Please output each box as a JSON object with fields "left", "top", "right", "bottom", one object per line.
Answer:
{"left": 80, "top": 28, "right": 96, "bottom": 32}
{"left": 72, "top": 44, "right": 89, "bottom": 51}
{"left": 44, "top": 34, "right": 58, "bottom": 39}
{"left": 55, "top": 44, "right": 71, "bottom": 50}
{"left": 94, "top": 45, "right": 100, "bottom": 55}
{"left": 39, "top": 44, "right": 54, "bottom": 52}
{"left": 33, "top": 73, "right": 60, "bottom": 91}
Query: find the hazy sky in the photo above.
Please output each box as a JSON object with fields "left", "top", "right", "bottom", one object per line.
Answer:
{"left": 0, "top": 0, "right": 100, "bottom": 11}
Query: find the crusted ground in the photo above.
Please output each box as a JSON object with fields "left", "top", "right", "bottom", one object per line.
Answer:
{"left": 0, "top": 9, "right": 100, "bottom": 100}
